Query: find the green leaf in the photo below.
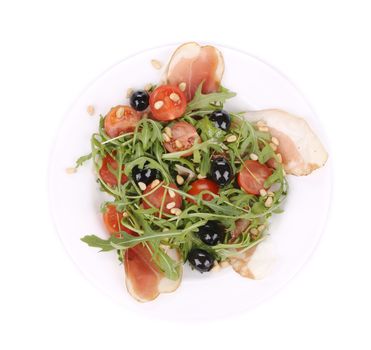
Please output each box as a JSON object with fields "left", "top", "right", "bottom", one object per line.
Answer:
{"left": 251, "top": 202, "right": 267, "bottom": 214}
{"left": 193, "top": 149, "right": 201, "bottom": 163}
{"left": 259, "top": 144, "right": 275, "bottom": 164}
{"left": 186, "top": 83, "right": 236, "bottom": 111}
{"left": 153, "top": 248, "right": 181, "bottom": 281}
{"left": 196, "top": 116, "right": 225, "bottom": 141}
{"left": 264, "top": 165, "right": 284, "bottom": 188}
{"left": 81, "top": 235, "right": 115, "bottom": 252}
{"left": 199, "top": 150, "right": 211, "bottom": 176}
{"left": 75, "top": 153, "right": 92, "bottom": 168}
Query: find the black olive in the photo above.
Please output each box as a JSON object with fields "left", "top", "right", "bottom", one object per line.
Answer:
{"left": 197, "top": 220, "right": 226, "bottom": 246}
{"left": 210, "top": 157, "right": 233, "bottom": 186}
{"left": 132, "top": 165, "right": 159, "bottom": 185}
{"left": 209, "top": 110, "right": 231, "bottom": 131}
{"left": 187, "top": 249, "right": 215, "bottom": 272}
{"left": 130, "top": 90, "right": 149, "bottom": 111}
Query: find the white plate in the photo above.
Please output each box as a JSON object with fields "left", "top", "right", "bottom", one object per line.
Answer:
{"left": 49, "top": 44, "right": 332, "bottom": 321}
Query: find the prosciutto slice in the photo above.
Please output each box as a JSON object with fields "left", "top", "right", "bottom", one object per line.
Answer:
{"left": 124, "top": 244, "right": 182, "bottom": 302}
{"left": 166, "top": 42, "right": 224, "bottom": 101}
{"left": 244, "top": 109, "right": 328, "bottom": 176}
{"left": 229, "top": 239, "right": 275, "bottom": 279}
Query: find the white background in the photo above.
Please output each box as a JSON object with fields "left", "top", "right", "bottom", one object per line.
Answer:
{"left": 0, "top": 0, "right": 370, "bottom": 349}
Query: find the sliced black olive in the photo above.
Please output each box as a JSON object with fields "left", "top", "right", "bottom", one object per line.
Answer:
{"left": 132, "top": 165, "right": 159, "bottom": 185}
{"left": 209, "top": 110, "right": 231, "bottom": 131}
{"left": 197, "top": 221, "right": 226, "bottom": 246}
{"left": 130, "top": 90, "right": 149, "bottom": 111}
{"left": 210, "top": 157, "right": 233, "bottom": 186}
{"left": 187, "top": 248, "right": 215, "bottom": 272}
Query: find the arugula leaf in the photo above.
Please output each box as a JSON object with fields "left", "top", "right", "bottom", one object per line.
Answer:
{"left": 152, "top": 248, "right": 181, "bottom": 281}
{"left": 186, "top": 83, "right": 236, "bottom": 112}
{"left": 81, "top": 235, "right": 115, "bottom": 252}
{"left": 259, "top": 144, "right": 275, "bottom": 164}
{"left": 264, "top": 166, "right": 284, "bottom": 188}
{"left": 75, "top": 153, "right": 92, "bottom": 168}
{"left": 196, "top": 116, "right": 225, "bottom": 141}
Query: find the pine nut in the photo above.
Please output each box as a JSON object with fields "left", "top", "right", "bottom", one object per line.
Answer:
{"left": 226, "top": 134, "right": 237, "bottom": 143}
{"left": 66, "top": 167, "right": 77, "bottom": 174}
{"left": 170, "top": 208, "right": 182, "bottom": 216}
{"left": 164, "top": 126, "right": 172, "bottom": 138}
{"left": 122, "top": 212, "right": 129, "bottom": 218}
{"left": 250, "top": 153, "right": 259, "bottom": 161}
{"left": 166, "top": 202, "right": 176, "bottom": 209}
{"left": 168, "top": 189, "right": 176, "bottom": 198}
{"left": 169, "top": 93, "right": 180, "bottom": 102}
{"left": 151, "top": 179, "right": 160, "bottom": 188}
{"left": 126, "top": 88, "right": 133, "bottom": 98}
{"left": 175, "top": 140, "right": 183, "bottom": 148}
{"left": 250, "top": 228, "right": 258, "bottom": 235}
{"left": 269, "top": 143, "right": 278, "bottom": 151}
{"left": 277, "top": 153, "right": 283, "bottom": 163}
{"left": 257, "top": 120, "right": 266, "bottom": 127}
{"left": 211, "top": 262, "right": 221, "bottom": 272}
{"left": 220, "top": 260, "right": 230, "bottom": 268}
{"left": 197, "top": 174, "right": 206, "bottom": 179}
{"left": 151, "top": 59, "right": 162, "bottom": 69}
{"left": 138, "top": 182, "right": 147, "bottom": 191}
{"left": 264, "top": 196, "right": 273, "bottom": 207}
{"left": 162, "top": 133, "right": 170, "bottom": 142}
{"left": 154, "top": 100, "right": 164, "bottom": 110}
{"left": 259, "top": 126, "right": 269, "bottom": 132}
{"left": 271, "top": 136, "right": 279, "bottom": 146}
{"left": 268, "top": 191, "right": 274, "bottom": 197}
{"left": 87, "top": 105, "right": 95, "bottom": 116}
{"left": 178, "top": 82, "right": 186, "bottom": 91}
{"left": 116, "top": 107, "right": 125, "bottom": 119}
{"left": 259, "top": 189, "right": 267, "bottom": 197}
{"left": 258, "top": 224, "right": 265, "bottom": 232}
{"left": 176, "top": 175, "right": 184, "bottom": 185}
{"left": 144, "top": 83, "right": 152, "bottom": 91}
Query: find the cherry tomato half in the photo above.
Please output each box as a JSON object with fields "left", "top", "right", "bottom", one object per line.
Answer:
{"left": 103, "top": 204, "right": 134, "bottom": 236}
{"left": 237, "top": 160, "right": 272, "bottom": 195}
{"left": 142, "top": 182, "right": 182, "bottom": 215}
{"left": 163, "top": 121, "right": 200, "bottom": 157}
{"left": 187, "top": 179, "right": 219, "bottom": 203}
{"left": 99, "top": 153, "right": 128, "bottom": 187}
{"left": 149, "top": 85, "right": 187, "bottom": 121}
{"left": 104, "top": 105, "right": 141, "bottom": 138}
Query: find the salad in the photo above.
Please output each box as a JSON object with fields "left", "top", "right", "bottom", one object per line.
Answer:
{"left": 74, "top": 42, "right": 328, "bottom": 302}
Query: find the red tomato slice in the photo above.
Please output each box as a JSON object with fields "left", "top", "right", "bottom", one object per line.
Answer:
{"left": 187, "top": 179, "right": 219, "bottom": 203}
{"left": 103, "top": 204, "right": 134, "bottom": 236}
{"left": 142, "top": 182, "right": 182, "bottom": 215}
{"left": 237, "top": 160, "right": 273, "bottom": 195}
{"left": 99, "top": 153, "right": 128, "bottom": 187}
{"left": 149, "top": 85, "right": 187, "bottom": 121}
{"left": 163, "top": 121, "right": 200, "bottom": 157}
{"left": 104, "top": 105, "right": 141, "bottom": 138}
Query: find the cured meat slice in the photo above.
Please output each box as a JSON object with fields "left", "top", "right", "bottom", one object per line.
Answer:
{"left": 124, "top": 244, "right": 182, "bottom": 302}
{"left": 166, "top": 42, "right": 224, "bottom": 101}
{"left": 229, "top": 239, "right": 275, "bottom": 279}
{"left": 244, "top": 109, "right": 328, "bottom": 176}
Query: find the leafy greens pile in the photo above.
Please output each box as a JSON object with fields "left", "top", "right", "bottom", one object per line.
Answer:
{"left": 77, "top": 84, "right": 287, "bottom": 281}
